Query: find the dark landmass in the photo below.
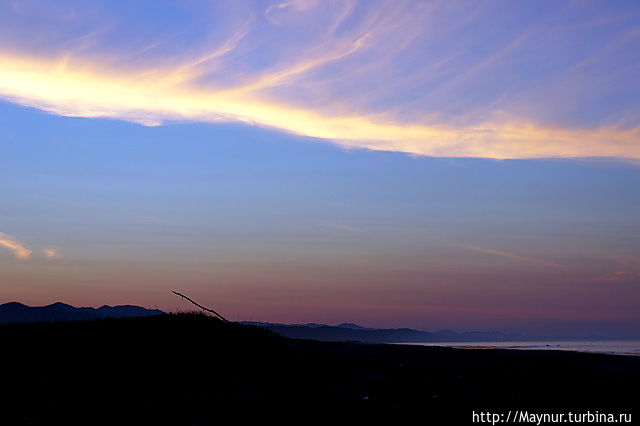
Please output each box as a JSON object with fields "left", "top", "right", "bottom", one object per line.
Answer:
{"left": 0, "top": 301, "right": 163, "bottom": 324}
{"left": 1, "top": 314, "right": 637, "bottom": 424}
{"left": 4, "top": 302, "right": 629, "bottom": 343}
{"left": 241, "top": 321, "right": 574, "bottom": 343}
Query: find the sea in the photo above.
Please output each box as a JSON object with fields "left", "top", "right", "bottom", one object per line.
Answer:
{"left": 399, "top": 340, "right": 640, "bottom": 356}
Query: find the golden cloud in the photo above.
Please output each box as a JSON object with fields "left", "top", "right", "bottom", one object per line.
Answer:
{"left": 0, "top": 232, "right": 32, "bottom": 260}
{"left": 44, "top": 248, "right": 60, "bottom": 259}
{"left": 0, "top": 52, "right": 638, "bottom": 160}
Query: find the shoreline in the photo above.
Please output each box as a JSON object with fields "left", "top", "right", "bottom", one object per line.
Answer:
{"left": 392, "top": 340, "right": 640, "bottom": 357}
{"left": 1, "top": 314, "right": 637, "bottom": 422}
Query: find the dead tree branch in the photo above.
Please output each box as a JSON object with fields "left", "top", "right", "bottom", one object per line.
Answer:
{"left": 173, "top": 291, "right": 230, "bottom": 323}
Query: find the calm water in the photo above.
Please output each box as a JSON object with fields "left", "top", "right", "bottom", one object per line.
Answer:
{"left": 398, "top": 341, "right": 640, "bottom": 356}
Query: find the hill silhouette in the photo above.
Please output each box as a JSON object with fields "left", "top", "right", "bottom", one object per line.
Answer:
{"left": 0, "top": 301, "right": 163, "bottom": 324}
{"left": 241, "top": 320, "right": 528, "bottom": 342}
{"left": 1, "top": 313, "right": 637, "bottom": 423}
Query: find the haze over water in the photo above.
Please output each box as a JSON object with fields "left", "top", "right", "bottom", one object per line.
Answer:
{"left": 402, "top": 341, "right": 640, "bottom": 356}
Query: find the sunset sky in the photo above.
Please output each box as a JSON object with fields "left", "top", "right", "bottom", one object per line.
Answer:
{"left": 1, "top": 0, "right": 639, "bottom": 336}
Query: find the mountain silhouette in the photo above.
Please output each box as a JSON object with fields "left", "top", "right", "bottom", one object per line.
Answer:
{"left": 240, "top": 320, "right": 525, "bottom": 343}
{"left": 337, "top": 322, "right": 372, "bottom": 330}
{"left": 0, "top": 301, "right": 163, "bottom": 324}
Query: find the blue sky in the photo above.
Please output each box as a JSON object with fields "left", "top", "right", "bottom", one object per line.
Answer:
{"left": 1, "top": 1, "right": 639, "bottom": 335}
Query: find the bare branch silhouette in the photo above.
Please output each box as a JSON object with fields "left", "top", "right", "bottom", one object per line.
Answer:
{"left": 173, "top": 291, "right": 230, "bottom": 323}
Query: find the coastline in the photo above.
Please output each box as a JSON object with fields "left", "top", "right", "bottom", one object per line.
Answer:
{"left": 395, "top": 340, "right": 640, "bottom": 356}
{"left": 1, "top": 314, "right": 637, "bottom": 423}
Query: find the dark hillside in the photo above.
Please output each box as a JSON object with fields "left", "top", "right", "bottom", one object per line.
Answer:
{"left": 1, "top": 314, "right": 637, "bottom": 424}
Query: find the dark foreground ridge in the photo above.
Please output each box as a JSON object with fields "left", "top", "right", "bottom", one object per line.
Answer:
{"left": 1, "top": 314, "right": 637, "bottom": 424}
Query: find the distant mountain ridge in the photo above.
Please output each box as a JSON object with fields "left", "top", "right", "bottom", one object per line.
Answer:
{"left": 0, "top": 302, "right": 164, "bottom": 325}
{"left": 240, "top": 321, "right": 526, "bottom": 343}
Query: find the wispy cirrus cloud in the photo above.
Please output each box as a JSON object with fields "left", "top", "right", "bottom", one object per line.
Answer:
{"left": 0, "top": 232, "right": 32, "bottom": 260}
{"left": 0, "top": 232, "right": 61, "bottom": 261}
{"left": 461, "top": 245, "right": 563, "bottom": 268}
{"left": 0, "top": 0, "right": 638, "bottom": 160}
{"left": 596, "top": 257, "right": 640, "bottom": 284}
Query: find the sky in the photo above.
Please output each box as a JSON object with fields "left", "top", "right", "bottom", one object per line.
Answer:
{"left": 1, "top": 0, "right": 639, "bottom": 337}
